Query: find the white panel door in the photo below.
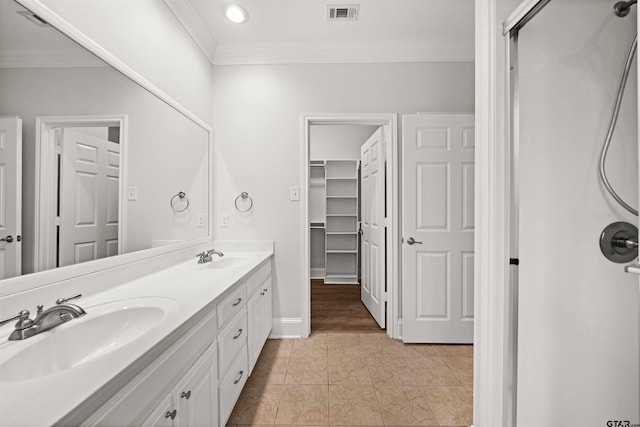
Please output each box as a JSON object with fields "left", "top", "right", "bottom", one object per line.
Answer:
{"left": 59, "top": 128, "right": 120, "bottom": 267}
{"left": 360, "top": 127, "right": 386, "bottom": 328}
{"left": 402, "top": 113, "right": 474, "bottom": 343}
{"left": 0, "top": 117, "right": 22, "bottom": 279}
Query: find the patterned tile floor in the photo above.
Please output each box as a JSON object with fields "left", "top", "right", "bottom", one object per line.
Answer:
{"left": 226, "top": 333, "right": 473, "bottom": 427}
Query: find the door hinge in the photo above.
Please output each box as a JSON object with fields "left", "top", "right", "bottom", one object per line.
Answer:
{"left": 54, "top": 216, "right": 61, "bottom": 226}
{"left": 55, "top": 128, "right": 63, "bottom": 154}
{"left": 383, "top": 292, "right": 388, "bottom": 301}
{"left": 509, "top": 258, "right": 519, "bottom": 265}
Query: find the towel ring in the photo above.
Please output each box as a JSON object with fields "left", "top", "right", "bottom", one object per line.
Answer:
{"left": 170, "top": 191, "right": 190, "bottom": 212}
{"left": 235, "top": 192, "right": 253, "bottom": 213}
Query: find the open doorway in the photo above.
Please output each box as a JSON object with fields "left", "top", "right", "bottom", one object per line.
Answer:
{"left": 309, "top": 124, "right": 382, "bottom": 332}
{"left": 301, "top": 113, "right": 399, "bottom": 339}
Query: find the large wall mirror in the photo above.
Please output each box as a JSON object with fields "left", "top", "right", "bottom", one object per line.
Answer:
{"left": 0, "top": 0, "right": 211, "bottom": 281}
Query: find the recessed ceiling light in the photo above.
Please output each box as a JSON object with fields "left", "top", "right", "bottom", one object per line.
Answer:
{"left": 224, "top": 4, "right": 248, "bottom": 24}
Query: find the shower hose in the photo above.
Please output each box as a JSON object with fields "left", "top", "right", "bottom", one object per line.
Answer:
{"left": 599, "top": 33, "right": 638, "bottom": 216}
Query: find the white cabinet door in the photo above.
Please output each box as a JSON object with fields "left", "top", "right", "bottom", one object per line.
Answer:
{"left": 401, "top": 113, "right": 475, "bottom": 343}
{"left": 141, "top": 395, "right": 175, "bottom": 427}
{"left": 176, "top": 344, "right": 217, "bottom": 427}
{"left": 248, "top": 279, "right": 273, "bottom": 373}
{"left": 247, "top": 289, "right": 263, "bottom": 373}
{"left": 261, "top": 280, "right": 273, "bottom": 342}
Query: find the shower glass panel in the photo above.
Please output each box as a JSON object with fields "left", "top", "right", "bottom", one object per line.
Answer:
{"left": 512, "top": 0, "right": 639, "bottom": 425}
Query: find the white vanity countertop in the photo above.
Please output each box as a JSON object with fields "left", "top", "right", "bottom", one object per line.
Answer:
{"left": 0, "top": 250, "right": 273, "bottom": 426}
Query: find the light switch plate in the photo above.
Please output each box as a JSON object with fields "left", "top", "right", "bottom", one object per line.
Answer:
{"left": 197, "top": 214, "right": 206, "bottom": 227}
{"left": 290, "top": 186, "right": 300, "bottom": 201}
{"left": 221, "top": 213, "right": 229, "bottom": 227}
{"left": 127, "top": 186, "right": 137, "bottom": 201}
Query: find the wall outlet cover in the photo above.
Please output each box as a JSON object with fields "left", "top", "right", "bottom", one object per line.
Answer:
{"left": 290, "top": 186, "right": 300, "bottom": 201}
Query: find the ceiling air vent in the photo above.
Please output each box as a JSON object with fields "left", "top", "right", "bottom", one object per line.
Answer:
{"left": 327, "top": 4, "right": 359, "bottom": 21}
{"left": 17, "top": 11, "right": 50, "bottom": 27}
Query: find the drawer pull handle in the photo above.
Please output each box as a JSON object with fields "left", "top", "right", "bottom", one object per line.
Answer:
{"left": 260, "top": 292, "right": 265, "bottom": 296}
{"left": 165, "top": 409, "right": 177, "bottom": 420}
{"left": 234, "top": 370, "right": 244, "bottom": 384}
{"left": 232, "top": 298, "right": 242, "bottom": 306}
{"left": 233, "top": 329, "right": 243, "bottom": 339}
{"left": 181, "top": 390, "right": 191, "bottom": 400}
{"left": 263, "top": 288, "right": 268, "bottom": 292}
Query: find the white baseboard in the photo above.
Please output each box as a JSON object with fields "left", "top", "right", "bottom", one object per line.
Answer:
{"left": 269, "top": 318, "right": 302, "bottom": 338}
{"left": 310, "top": 268, "right": 325, "bottom": 279}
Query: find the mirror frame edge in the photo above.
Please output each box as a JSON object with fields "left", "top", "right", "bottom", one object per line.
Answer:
{"left": 2, "top": 0, "right": 214, "bottom": 298}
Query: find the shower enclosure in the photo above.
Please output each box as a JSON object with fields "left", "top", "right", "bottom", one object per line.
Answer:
{"left": 506, "top": 0, "right": 639, "bottom": 425}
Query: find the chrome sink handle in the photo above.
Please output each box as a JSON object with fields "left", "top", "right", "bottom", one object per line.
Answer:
{"left": 0, "top": 310, "right": 32, "bottom": 327}
{"left": 196, "top": 251, "right": 212, "bottom": 263}
{"left": 56, "top": 293, "right": 82, "bottom": 305}
{"left": 0, "top": 310, "right": 36, "bottom": 341}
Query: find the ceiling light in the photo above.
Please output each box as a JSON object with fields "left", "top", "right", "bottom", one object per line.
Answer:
{"left": 224, "top": 4, "right": 248, "bottom": 24}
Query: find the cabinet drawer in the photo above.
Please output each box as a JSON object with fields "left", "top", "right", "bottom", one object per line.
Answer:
{"left": 217, "top": 308, "right": 247, "bottom": 376}
{"left": 219, "top": 346, "right": 248, "bottom": 427}
{"left": 217, "top": 282, "right": 247, "bottom": 328}
{"left": 247, "top": 260, "right": 271, "bottom": 295}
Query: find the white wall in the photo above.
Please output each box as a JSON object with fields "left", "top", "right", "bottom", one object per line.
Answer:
{"left": 40, "top": 0, "right": 213, "bottom": 122}
{"left": 0, "top": 66, "right": 209, "bottom": 274}
{"left": 517, "top": 0, "right": 639, "bottom": 424}
{"left": 212, "top": 61, "right": 474, "bottom": 333}
{"left": 310, "top": 124, "right": 378, "bottom": 161}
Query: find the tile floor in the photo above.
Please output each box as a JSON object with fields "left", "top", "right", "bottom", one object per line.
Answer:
{"left": 226, "top": 333, "right": 473, "bottom": 427}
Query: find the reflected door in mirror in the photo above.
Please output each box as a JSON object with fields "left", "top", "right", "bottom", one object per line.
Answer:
{"left": 0, "top": 117, "right": 22, "bottom": 279}
{"left": 58, "top": 128, "right": 120, "bottom": 267}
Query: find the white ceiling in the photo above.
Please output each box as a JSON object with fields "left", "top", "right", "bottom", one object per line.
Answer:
{"left": 166, "top": 0, "right": 475, "bottom": 65}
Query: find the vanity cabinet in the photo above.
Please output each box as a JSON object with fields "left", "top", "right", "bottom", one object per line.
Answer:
{"left": 142, "top": 342, "right": 217, "bottom": 427}
{"left": 80, "top": 257, "right": 272, "bottom": 427}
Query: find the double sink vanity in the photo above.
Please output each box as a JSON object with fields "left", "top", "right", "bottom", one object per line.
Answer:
{"left": 0, "top": 243, "right": 274, "bottom": 426}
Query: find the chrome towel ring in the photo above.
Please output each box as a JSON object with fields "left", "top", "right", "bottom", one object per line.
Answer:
{"left": 170, "top": 191, "right": 190, "bottom": 212}
{"left": 235, "top": 192, "right": 253, "bottom": 212}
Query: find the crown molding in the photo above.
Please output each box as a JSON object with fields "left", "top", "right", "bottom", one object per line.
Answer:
{"left": 0, "top": 48, "right": 106, "bottom": 68}
{"left": 212, "top": 40, "right": 474, "bottom": 65}
{"left": 163, "top": 0, "right": 473, "bottom": 66}
{"left": 163, "top": 0, "right": 217, "bottom": 65}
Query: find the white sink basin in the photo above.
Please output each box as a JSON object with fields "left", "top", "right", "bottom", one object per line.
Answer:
{"left": 207, "top": 256, "right": 250, "bottom": 270}
{"left": 0, "top": 297, "right": 178, "bottom": 382}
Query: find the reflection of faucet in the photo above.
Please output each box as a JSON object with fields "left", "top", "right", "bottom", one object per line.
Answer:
{"left": 196, "top": 249, "right": 224, "bottom": 264}
{"left": 0, "top": 296, "right": 86, "bottom": 341}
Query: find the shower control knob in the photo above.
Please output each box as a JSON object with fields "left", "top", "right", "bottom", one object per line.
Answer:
{"left": 600, "top": 222, "right": 638, "bottom": 263}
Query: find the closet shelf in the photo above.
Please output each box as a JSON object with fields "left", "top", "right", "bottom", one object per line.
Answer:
{"left": 326, "top": 214, "right": 357, "bottom": 217}
{"left": 326, "top": 196, "right": 357, "bottom": 199}
{"left": 326, "top": 250, "right": 358, "bottom": 254}
{"left": 326, "top": 177, "right": 357, "bottom": 180}
{"left": 326, "top": 231, "right": 358, "bottom": 235}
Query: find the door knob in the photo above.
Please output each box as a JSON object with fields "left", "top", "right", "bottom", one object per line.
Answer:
{"left": 0, "top": 235, "right": 13, "bottom": 243}
{"left": 406, "top": 237, "right": 423, "bottom": 245}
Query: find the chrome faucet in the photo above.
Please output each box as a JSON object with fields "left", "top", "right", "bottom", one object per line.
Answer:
{"left": 208, "top": 249, "right": 224, "bottom": 258}
{"left": 196, "top": 249, "right": 224, "bottom": 264}
{"left": 0, "top": 295, "right": 86, "bottom": 341}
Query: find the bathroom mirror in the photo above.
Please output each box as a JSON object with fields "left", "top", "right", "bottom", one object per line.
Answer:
{"left": 0, "top": 0, "right": 211, "bottom": 280}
